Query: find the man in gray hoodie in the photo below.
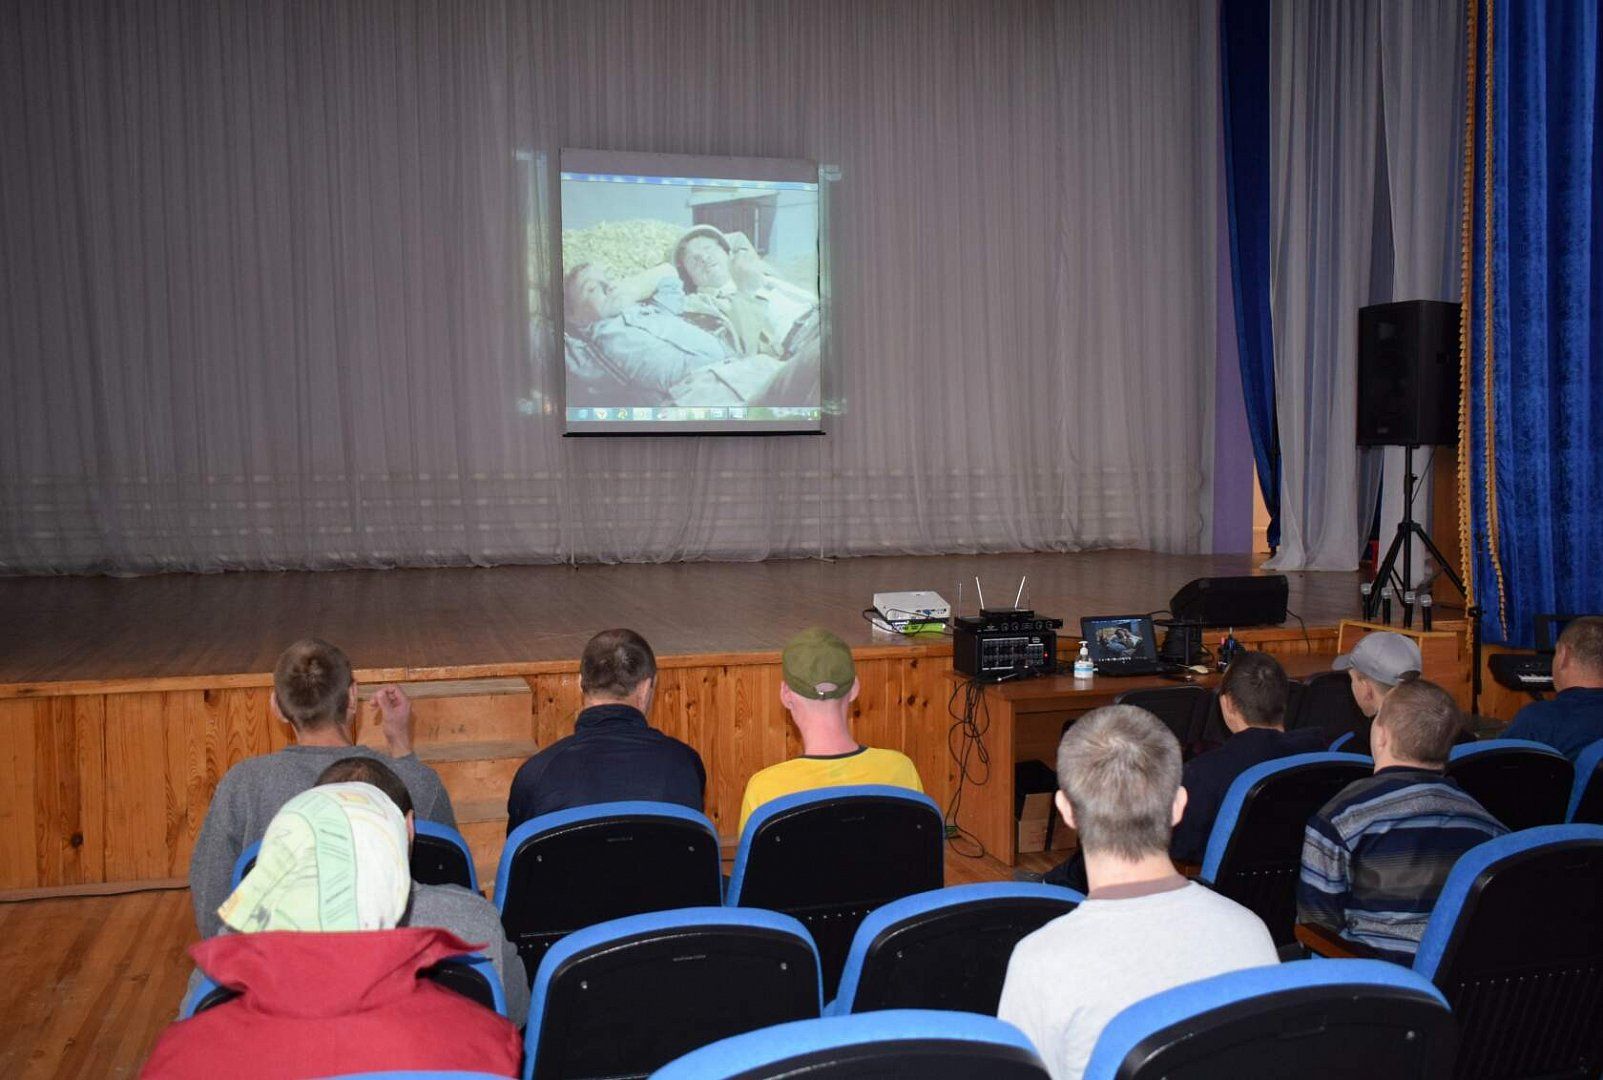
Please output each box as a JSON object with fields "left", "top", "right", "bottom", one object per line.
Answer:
{"left": 188, "top": 638, "right": 456, "bottom": 939}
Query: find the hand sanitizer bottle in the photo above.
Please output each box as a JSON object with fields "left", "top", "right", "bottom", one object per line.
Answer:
{"left": 1073, "top": 641, "right": 1094, "bottom": 679}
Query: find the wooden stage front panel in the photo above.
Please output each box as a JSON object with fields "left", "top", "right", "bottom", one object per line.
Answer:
{"left": 0, "top": 550, "right": 1368, "bottom": 896}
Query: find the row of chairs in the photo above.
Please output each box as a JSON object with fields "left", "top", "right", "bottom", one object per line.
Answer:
{"left": 231, "top": 735, "right": 1603, "bottom": 992}
{"left": 241, "top": 819, "right": 1603, "bottom": 1078}
{"left": 302, "top": 961, "right": 1452, "bottom": 1077}
{"left": 233, "top": 786, "right": 949, "bottom": 996}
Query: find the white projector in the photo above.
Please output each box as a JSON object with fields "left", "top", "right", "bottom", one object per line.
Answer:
{"left": 872, "top": 590, "right": 952, "bottom": 633}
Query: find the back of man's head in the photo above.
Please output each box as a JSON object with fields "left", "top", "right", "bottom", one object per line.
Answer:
{"left": 315, "top": 756, "right": 414, "bottom": 817}
{"left": 273, "top": 638, "right": 354, "bottom": 732}
{"left": 1056, "top": 705, "right": 1182, "bottom": 861}
{"left": 1219, "top": 651, "right": 1289, "bottom": 728}
{"left": 1374, "top": 678, "right": 1463, "bottom": 768}
{"left": 1557, "top": 616, "right": 1603, "bottom": 683}
{"left": 580, "top": 628, "right": 657, "bottom": 701}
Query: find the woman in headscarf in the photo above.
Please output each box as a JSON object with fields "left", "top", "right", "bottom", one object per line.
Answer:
{"left": 142, "top": 783, "right": 521, "bottom": 1078}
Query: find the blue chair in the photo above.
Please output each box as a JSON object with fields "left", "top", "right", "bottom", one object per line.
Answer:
{"left": 1566, "top": 738, "right": 1603, "bottom": 824}
{"left": 827, "top": 882, "right": 1082, "bottom": 1016}
{"left": 1446, "top": 740, "right": 1572, "bottom": 831}
{"left": 230, "top": 840, "right": 261, "bottom": 888}
{"left": 728, "top": 785, "right": 944, "bottom": 999}
{"left": 1197, "top": 752, "right": 1373, "bottom": 946}
{"left": 412, "top": 820, "right": 479, "bottom": 892}
{"left": 1299, "top": 671, "right": 1370, "bottom": 752}
{"left": 1112, "top": 685, "right": 1208, "bottom": 755}
{"left": 651, "top": 1009, "right": 1049, "bottom": 1079}
{"left": 1411, "top": 824, "right": 1603, "bottom": 1079}
{"left": 523, "top": 907, "right": 822, "bottom": 1080}
{"left": 232, "top": 821, "right": 478, "bottom": 892}
{"left": 1328, "top": 730, "right": 1356, "bottom": 752}
{"left": 1083, "top": 960, "right": 1455, "bottom": 1080}
{"left": 495, "top": 801, "right": 723, "bottom": 983}
{"left": 181, "top": 952, "right": 506, "bottom": 1019}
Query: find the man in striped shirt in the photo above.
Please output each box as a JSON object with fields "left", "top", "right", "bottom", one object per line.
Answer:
{"left": 1297, "top": 679, "right": 1507, "bottom": 962}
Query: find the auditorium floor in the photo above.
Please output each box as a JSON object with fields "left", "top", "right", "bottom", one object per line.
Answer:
{"left": 0, "top": 846, "right": 1055, "bottom": 1079}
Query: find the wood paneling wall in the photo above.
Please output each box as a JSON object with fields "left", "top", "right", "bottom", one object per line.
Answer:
{"left": 0, "top": 629, "right": 1343, "bottom": 896}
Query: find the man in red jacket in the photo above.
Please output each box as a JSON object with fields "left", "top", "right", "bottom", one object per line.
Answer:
{"left": 144, "top": 783, "right": 520, "bottom": 1078}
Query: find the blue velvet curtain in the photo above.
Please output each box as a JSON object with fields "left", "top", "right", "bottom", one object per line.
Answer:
{"left": 1468, "top": 0, "right": 1603, "bottom": 646}
{"left": 1220, "top": 0, "right": 1280, "bottom": 551}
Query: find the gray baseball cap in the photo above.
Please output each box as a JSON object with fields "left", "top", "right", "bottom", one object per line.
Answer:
{"left": 1333, "top": 631, "right": 1422, "bottom": 685}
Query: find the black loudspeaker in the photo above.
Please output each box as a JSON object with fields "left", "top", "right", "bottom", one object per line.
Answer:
{"left": 1357, "top": 300, "right": 1460, "bottom": 446}
{"left": 1170, "top": 575, "right": 1288, "bottom": 628}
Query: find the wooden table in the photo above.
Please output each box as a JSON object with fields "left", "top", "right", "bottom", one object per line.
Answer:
{"left": 953, "top": 655, "right": 1339, "bottom": 865}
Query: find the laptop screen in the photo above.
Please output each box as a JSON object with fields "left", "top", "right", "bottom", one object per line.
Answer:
{"left": 1082, "top": 615, "right": 1159, "bottom": 666}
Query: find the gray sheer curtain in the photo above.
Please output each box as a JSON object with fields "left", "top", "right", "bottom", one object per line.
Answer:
{"left": 1265, "top": 0, "right": 1463, "bottom": 573}
{"left": 0, "top": 0, "right": 1223, "bottom": 573}
{"left": 1375, "top": 0, "right": 1465, "bottom": 589}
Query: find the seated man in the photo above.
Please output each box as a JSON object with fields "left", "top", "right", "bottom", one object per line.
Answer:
{"left": 738, "top": 627, "right": 923, "bottom": 833}
{"left": 1040, "top": 651, "right": 1322, "bottom": 888}
{"left": 507, "top": 629, "right": 705, "bottom": 829}
{"left": 189, "top": 638, "right": 455, "bottom": 938}
{"left": 1298, "top": 679, "right": 1508, "bottom": 962}
{"left": 1502, "top": 615, "right": 1603, "bottom": 759}
{"left": 183, "top": 757, "right": 530, "bottom": 1025}
{"left": 1169, "top": 651, "right": 1327, "bottom": 864}
{"left": 997, "top": 705, "right": 1279, "bottom": 1080}
{"left": 1332, "top": 630, "right": 1423, "bottom": 754}
{"left": 317, "top": 758, "right": 529, "bottom": 1023}
{"left": 147, "top": 784, "right": 521, "bottom": 1078}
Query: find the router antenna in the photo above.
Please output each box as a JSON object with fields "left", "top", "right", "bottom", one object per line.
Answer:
{"left": 975, "top": 576, "right": 986, "bottom": 611}
{"left": 1014, "top": 576, "right": 1027, "bottom": 609}
{"left": 956, "top": 580, "right": 964, "bottom": 618}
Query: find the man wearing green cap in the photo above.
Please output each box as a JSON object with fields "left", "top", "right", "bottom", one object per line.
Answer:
{"left": 737, "top": 627, "right": 923, "bottom": 832}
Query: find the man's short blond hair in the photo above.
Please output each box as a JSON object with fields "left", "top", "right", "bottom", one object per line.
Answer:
{"left": 1375, "top": 679, "right": 1463, "bottom": 767}
{"left": 1056, "top": 705, "right": 1181, "bottom": 860}
{"left": 1558, "top": 616, "right": 1603, "bottom": 675}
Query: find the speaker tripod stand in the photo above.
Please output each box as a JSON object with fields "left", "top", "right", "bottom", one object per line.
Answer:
{"left": 1361, "top": 444, "right": 1483, "bottom": 715}
{"left": 1363, "top": 445, "right": 1464, "bottom": 622}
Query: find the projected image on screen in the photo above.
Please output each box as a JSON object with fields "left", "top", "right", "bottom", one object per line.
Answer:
{"left": 559, "top": 150, "right": 822, "bottom": 434}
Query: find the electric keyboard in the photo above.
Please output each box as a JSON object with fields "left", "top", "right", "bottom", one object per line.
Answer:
{"left": 1488, "top": 652, "right": 1553, "bottom": 693}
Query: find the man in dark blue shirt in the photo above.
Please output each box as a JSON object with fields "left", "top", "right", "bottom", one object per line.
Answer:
{"left": 1502, "top": 616, "right": 1603, "bottom": 760}
{"left": 1169, "top": 652, "right": 1326, "bottom": 864}
{"left": 1042, "top": 651, "right": 1320, "bottom": 887}
{"left": 506, "top": 629, "right": 706, "bottom": 830}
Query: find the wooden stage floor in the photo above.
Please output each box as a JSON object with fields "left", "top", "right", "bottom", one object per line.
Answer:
{"left": 0, "top": 549, "right": 1361, "bottom": 690}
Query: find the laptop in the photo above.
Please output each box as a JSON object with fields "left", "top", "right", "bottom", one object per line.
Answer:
{"left": 1081, "top": 615, "right": 1180, "bottom": 677}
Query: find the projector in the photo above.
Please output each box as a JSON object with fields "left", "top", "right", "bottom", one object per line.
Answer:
{"left": 872, "top": 591, "right": 952, "bottom": 633}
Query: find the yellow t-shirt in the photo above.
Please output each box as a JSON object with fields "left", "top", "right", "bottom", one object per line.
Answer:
{"left": 737, "top": 746, "right": 924, "bottom": 834}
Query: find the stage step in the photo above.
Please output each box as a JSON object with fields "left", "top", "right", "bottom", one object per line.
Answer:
{"left": 355, "top": 678, "right": 533, "bottom": 746}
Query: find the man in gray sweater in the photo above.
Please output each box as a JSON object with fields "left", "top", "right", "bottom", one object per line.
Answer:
{"left": 188, "top": 639, "right": 456, "bottom": 940}
{"left": 997, "top": 705, "right": 1278, "bottom": 1080}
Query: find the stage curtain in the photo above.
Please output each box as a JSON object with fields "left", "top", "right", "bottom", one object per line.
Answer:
{"left": 1372, "top": 0, "right": 1466, "bottom": 594}
{"left": 1262, "top": 0, "right": 1384, "bottom": 572}
{"left": 1263, "top": 0, "right": 1464, "bottom": 575}
{"left": 1466, "top": 0, "right": 1603, "bottom": 646}
{"left": 1220, "top": 0, "right": 1280, "bottom": 553}
{"left": 0, "top": 0, "right": 1224, "bottom": 572}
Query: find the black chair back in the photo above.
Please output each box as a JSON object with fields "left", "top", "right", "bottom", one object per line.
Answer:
{"left": 1296, "top": 671, "right": 1370, "bottom": 750}
{"left": 1445, "top": 743, "right": 1572, "bottom": 832}
{"left": 1085, "top": 961, "right": 1456, "bottom": 1080}
{"left": 1201, "top": 755, "right": 1373, "bottom": 946}
{"left": 412, "top": 829, "right": 476, "bottom": 890}
{"left": 1571, "top": 741, "right": 1603, "bottom": 824}
{"left": 728, "top": 787, "right": 944, "bottom": 999}
{"left": 496, "top": 802, "right": 723, "bottom": 983}
{"left": 838, "top": 885, "right": 1080, "bottom": 1014}
{"left": 1416, "top": 827, "right": 1603, "bottom": 1079}
{"left": 1113, "top": 685, "right": 1207, "bottom": 755}
{"left": 527, "top": 910, "right": 821, "bottom": 1080}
